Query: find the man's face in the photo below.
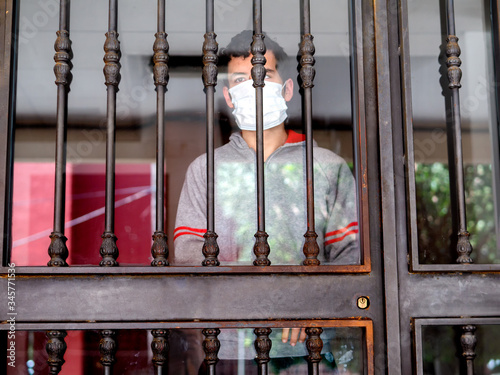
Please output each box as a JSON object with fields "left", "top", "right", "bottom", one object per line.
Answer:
{"left": 226, "top": 51, "right": 283, "bottom": 88}
{"left": 223, "top": 51, "right": 293, "bottom": 109}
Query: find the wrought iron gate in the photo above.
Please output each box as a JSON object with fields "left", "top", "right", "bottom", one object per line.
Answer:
{"left": 1, "top": 0, "right": 499, "bottom": 374}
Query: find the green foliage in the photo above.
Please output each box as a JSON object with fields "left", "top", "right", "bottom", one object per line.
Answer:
{"left": 422, "top": 325, "right": 500, "bottom": 374}
{"left": 416, "top": 163, "right": 498, "bottom": 264}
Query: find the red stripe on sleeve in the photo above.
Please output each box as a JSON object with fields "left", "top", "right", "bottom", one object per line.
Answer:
{"left": 324, "top": 229, "right": 359, "bottom": 246}
{"left": 174, "top": 226, "right": 206, "bottom": 234}
{"left": 173, "top": 231, "right": 205, "bottom": 241}
{"left": 325, "top": 222, "right": 358, "bottom": 238}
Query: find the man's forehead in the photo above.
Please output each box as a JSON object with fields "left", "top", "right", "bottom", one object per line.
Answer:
{"left": 227, "top": 51, "right": 278, "bottom": 72}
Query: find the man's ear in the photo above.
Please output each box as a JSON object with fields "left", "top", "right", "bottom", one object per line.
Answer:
{"left": 223, "top": 86, "right": 234, "bottom": 108}
{"left": 283, "top": 78, "right": 294, "bottom": 102}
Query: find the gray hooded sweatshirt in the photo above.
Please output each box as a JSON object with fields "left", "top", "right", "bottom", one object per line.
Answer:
{"left": 174, "top": 130, "right": 359, "bottom": 265}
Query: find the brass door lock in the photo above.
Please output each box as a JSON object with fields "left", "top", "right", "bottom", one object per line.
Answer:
{"left": 357, "top": 296, "right": 370, "bottom": 309}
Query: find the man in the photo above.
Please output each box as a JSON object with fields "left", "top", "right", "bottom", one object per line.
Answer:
{"left": 174, "top": 30, "right": 359, "bottom": 363}
{"left": 174, "top": 30, "right": 359, "bottom": 267}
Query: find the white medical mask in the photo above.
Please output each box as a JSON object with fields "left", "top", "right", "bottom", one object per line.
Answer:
{"left": 228, "top": 80, "right": 288, "bottom": 131}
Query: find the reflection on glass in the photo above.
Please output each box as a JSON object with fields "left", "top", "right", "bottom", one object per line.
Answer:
{"left": 13, "top": 1, "right": 358, "bottom": 266}
{"left": 171, "top": 2, "right": 359, "bottom": 266}
{"left": 422, "top": 325, "right": 500, "bottom": 375}
{"left": 12, "top": 163, "right": 157, "bottom": 266}
{"left": 408, "top": 0, "right": 500, "bottom": 264}
{"left": 7, "top": 328, "right": 364, "bottom": 374}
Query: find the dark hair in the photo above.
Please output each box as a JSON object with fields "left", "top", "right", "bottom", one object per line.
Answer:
{"left": 219, "top": 30, "right": 289, "bottom": 75}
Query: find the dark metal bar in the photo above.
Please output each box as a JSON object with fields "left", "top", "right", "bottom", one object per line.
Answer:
{"left": 413, "top": 263, "right": 500, "bottom": 272}
{"left": 151, "top": 0, "right": 169, "bottom": 266}
{"left": 202, "top": 328, "right": 220, "bottom": 375}
{"left": 460, "top": 325, "right": 477, "bottom": 375}
{"left": 100, "top": 0, "right": 121, "bottom": 267}
{"left": 390, "top": 0, "right": 416, "bottom": 371}
{"left": 100, "top": 330, "right": 117, "bottom": 375}
{"left": 48, "top": 0, "right": 72, "bottom": 267}
{"left": 13, "top": 319, "right": 374, "bottom": 332}
{"left": 0, "top": 0, "right": 17, "bottom": 267}
{"left": 254, "top": 327, "right": 272, "bottom": 375}
{"left": 202, "top": 0, "right": 220, "bottom": 266}
{"left": 490, "top": 0, "right": 500, "bottom": 262}
{"left": 349, "top": 0, "right": 371, "bottom": 267}
{"left": 251, "top": 0, "right": 270, "bottom": 266}
{"left": 358, "top": 0, "right": 388, "bottom": 367}
{"left": 399, "top": 0, "right": 421, "bottom": 270}
{"left": 157, "top": 0, "right": 165, "bottom": 32}
{"left": 299, "top": 0, "right": 320, "bottom": 266}
{"left": 444, "top": 0, "right": 473, "bottom": 264}
{"left": 414, "top": 320, "right": 424, "bottom": 375}
{"left": 46, "top": 330, "right": 67, "bottom": 375}
{"left": 372, "top": 0, "right": 402, "bottom": 371}
{"left": 151, "top": 329, "right": 169, "bottom": 375}
{"left": 305, "top": 327, "right": 323, "bottom": 375}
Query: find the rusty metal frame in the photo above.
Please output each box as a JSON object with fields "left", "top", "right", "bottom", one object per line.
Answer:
{"left": 0, "top": 0, "right": 372, "bottom": 273}
{"left": 0, "top": 265, "right": 369, "bottom": 275}
{"left": 13, "top": 318, "right": 373, "bottom": 332}
{"left": 413, "top": 317, "right": 500, "bottom": 375}
{"left": 10, "top": 320, "right": 375, "bottom": 375}
{"left": 0, "top": 273, "right": 383, "bottom": 321}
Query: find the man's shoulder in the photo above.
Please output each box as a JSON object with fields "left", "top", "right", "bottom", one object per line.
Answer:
{"left": 312, "top": 144, "right": 346, "bottom": 165}
{"left": 188, "top": 153, "right": 207, "bottom": 170}
{"left": 310, "top": 145, "right": 353, "bottom": 183}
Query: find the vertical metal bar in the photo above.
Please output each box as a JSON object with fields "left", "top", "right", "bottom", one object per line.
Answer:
{"left": 299, "top": 0, "right": 320, "bottom": 266}
{"left": 151, "top": 329, "right": 169, "bottom": 375}
{"left": 100, "top": 0, "right": 120, "bottom": 267}
{"left": 48, "top": 0, "right": 72, "bottom": 267}
{"left": 305, "top": 327, "right": 323, "bottom": 375}
{"left": 391, "top": 0, "right": 414, "bottom": 371}
{"left": 373, "top": 0, "right": 402, "bottom": 371}
{"left": 1, "top": 0, "right": 18, "bottom": 266}
{"left": 414, "top": 321, "right": 424, "bottom": 375}
{"left": 151, "top": 0, "right": 169, "bottom": 266}
{"left": 254, "top": 328, "right": 272, "bottom": 375}
{"left": 460, "top": 325, "right": 477, "bottom": 375}
{"left": 100, "top": 330, "right": 117, "bottom": 375}
{"left": 349, "top": 0, "right": 371, "bottom": 267}
{"left": 489, "top": 0, "right": 500, "bottom": 260}
{"left": 400, "top": 0, "right": 421, "bottom": 270}
{"left": 202, "top": 0, "right": 220, "bottom": 266}
{"left": 202, "top": 328, "right": 220, "bottom": 375}
{"left": 359, "top": 0, "right": 388, "bottom": 370}
{"left": 46, "top": 330, "right": 67, "bottom": 374}
{"left": 251, "top": 0, "right": 271, "bottom": 266}
{"left": 444, "top": 0, "right": 473, "bottom": 264}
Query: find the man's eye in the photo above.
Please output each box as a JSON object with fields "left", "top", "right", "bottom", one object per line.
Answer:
{"left": 234, "top": 77, "right": 247, "bottom": 84}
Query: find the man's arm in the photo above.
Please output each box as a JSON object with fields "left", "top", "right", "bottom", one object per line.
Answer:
{"left": 324, "top": 161, "right": 360, "bottom": 265}
{"left": 173, "top": 156, "right": 207, "bottom": 265}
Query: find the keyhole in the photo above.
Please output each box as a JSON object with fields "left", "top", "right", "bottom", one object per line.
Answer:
{"left": 357, "top": 296, "right": 369, "bottom": 309}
